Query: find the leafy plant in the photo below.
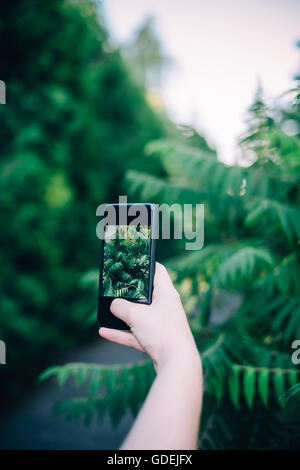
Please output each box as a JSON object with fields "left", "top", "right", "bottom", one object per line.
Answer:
{"left": 40, "top": 59, "right": 300, "bottom": 450}
{"left": 0, "top": 0, "right": 166, "bottom": 403}
{"left": 102, "top": 226, "right": 150, "bottom": 299}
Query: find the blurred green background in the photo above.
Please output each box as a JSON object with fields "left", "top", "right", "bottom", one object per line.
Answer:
{"left": 0, "top": 0, "right": 299, "bottom": 450}
{"left": 0, "top": 0, "right": 168, "bottom": 403}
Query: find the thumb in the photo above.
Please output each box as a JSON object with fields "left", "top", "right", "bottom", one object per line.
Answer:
{"left": 110, "top": 298, "right": 135, "bottom": 326}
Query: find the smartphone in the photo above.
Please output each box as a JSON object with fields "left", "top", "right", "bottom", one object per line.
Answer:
{"left": 97, "top": 203, "right": 157, "bottom": 330}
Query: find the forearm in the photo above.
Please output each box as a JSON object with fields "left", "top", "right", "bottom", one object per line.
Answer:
{"left": 121, "top": 348, "right": 203, "bottom": 450}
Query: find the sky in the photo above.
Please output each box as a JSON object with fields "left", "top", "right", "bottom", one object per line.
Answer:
{"left": 102, "top": 0, "right": 300, "bottom": 163}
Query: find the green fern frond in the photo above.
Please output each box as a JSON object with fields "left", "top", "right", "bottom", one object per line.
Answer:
{"left": 126, "top": 170, "right": 206, "bottom": 205}
{"left": 252, "top": 295, "right": 300, "bottom": 344}
{"left": 39, "top": 359, "right": 155, "bottom": 425}
{"left": 243, "top": 366, "right": 256, "bottom": 409}
{"left": 145, "top": 139, "right": 292, "bottom": 203}
{"left": 228, "top": 365, "right": 240, "bottom": 409}
{"left": 257, "top": 367, "right": 270, "bottom": 406}
{"left": 254, "top": 254, "right": 300, "bottom": 297}
{"left": 272, "top": 297, "right": 300, "bottom": 343}
{"left": 214, "top": 246, "right": 274, "bottom": 288}
{"left": 202, "top": 331, "right": 300, "bottom": 409}
{"left": 283, "top": 383, "right": 300, "bottom": 402}
{"left": 226, "top": 364, "right": 299, "bottom": 409}
{"left": 246, "top": 198, "right": 300, "bottom": 244}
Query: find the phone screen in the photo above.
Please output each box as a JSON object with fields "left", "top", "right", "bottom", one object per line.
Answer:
{"left": 102, "top": 224, "right": 151, "bottom": 300}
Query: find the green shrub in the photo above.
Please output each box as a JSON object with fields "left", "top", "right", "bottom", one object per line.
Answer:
{"left": 41, "top": 84, "right": 300, "bottom": 448}
{"left": 0, "top": 0, "right": 165, "bottom": 401}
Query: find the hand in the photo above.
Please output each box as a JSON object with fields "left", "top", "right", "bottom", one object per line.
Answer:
{"left": 99, "top": 262, "right": 200, "bottom": 372}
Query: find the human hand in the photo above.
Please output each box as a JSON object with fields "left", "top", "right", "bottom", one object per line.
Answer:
{"left": 99, "top": 262, "right": 200, "bottom": 372}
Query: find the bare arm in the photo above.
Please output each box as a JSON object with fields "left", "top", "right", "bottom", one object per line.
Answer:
{"left": 99, "top": 263, "right": 203, "bottom": 450}
{"left": 121, "top": 347, "right": 202, "bottom": 450}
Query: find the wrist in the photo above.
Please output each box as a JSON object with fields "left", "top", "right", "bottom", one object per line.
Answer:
{"left": 157, "top": 342, "right": 202, "bottom": 376}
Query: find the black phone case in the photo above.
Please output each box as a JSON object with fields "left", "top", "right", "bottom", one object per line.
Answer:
{"left": 97, "top": 203, "right": 157, "bottom": 331}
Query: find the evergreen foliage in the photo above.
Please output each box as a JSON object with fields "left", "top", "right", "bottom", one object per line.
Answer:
{"left": 39, "top": 359, "right": 155, "bottom": 426}
{"left": 41, "top": 80, "right": 300, "bottom": 448}
{"left": 103, "top": 226, "right": 150, "bottom": 299}
{"left": 0, "top": 0, "right": 165, "bottom": 402}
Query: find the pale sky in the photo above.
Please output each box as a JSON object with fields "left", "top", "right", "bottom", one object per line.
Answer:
{"left": 102, "top": 0, "right": 300, "bottom": 163}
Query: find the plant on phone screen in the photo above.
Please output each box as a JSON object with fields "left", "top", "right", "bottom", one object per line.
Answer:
{"left": 103, "top": 226, "right": 150, "bottom": 299}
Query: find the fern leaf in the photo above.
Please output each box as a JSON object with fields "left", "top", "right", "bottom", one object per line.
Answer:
{"left": 288, "top": 369, "right": 299, "bottom": 388}
{"left": 273, "top": 369, "right": 286, "bottom": 408}
{"left": 215, "top": 246, "right": 274, "bottom": 288}
{"left": 89, "top": 368, "right": 104, "bottom": 396}
{"left": 257, "top": 368, "right": 270, "bottom": 406}
{"left": 283, "top": 383, "right": 300, "bottom": 402}
{"left": 243, "top": 366, "right": 256, "bottom": 409}
{"left": 246, "top": 198, "right": 300, "bottom": 244}
{"left": 39, "top": 360, "right": 155, "bottom": 425}
{"left": 227, "top": 365, "right": 240, "bottom": 409}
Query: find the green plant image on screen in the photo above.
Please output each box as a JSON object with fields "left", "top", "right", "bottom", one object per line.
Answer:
{"left": 102, "top": 225, "right": 151, "bottom": 299}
